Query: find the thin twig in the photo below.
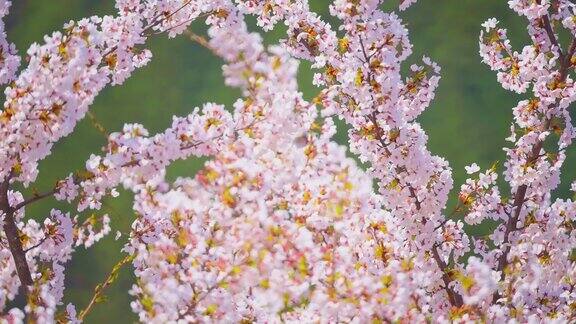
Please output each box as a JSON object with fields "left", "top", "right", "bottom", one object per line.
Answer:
{"left": 24, "top": 236, "right": 49, "bottom": 253}
{"left": 184, "top": 29, "right": 220, "bottom": 56}
{"left": 77, "top": 254, "right": 134, "bottom": 322}
{"left": 14, "top": 187, "right": 58, "bottom": 211}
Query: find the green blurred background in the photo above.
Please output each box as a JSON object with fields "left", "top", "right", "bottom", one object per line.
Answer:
{"left": 5, "top": 0, "right": 576, "bottom": 322}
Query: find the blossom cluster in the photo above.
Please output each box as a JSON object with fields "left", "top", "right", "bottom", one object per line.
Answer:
{"left": 0, "top": 0, "right": 575, "bottom": 323}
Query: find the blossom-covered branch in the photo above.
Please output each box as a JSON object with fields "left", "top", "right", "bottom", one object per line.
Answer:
{"left": 1, "top": 0, "right": 576, "bottom": 322}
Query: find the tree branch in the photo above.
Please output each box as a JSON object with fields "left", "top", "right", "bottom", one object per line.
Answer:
{"left": 0, "top": 175, "right": 33, "bottom": 288}
{"left": 541, "top": 14, "right": 564, "bottom": 61}
{"left": 357, "top": 37, "right": 464, "bottom": 307}
{"left": 14, "top": 187, "right": 58, "bottom": 211}
{"left": 493, "top": 37, "right": 576, "bottom": 304}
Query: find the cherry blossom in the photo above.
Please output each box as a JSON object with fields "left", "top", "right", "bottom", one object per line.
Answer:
{"left": 0, "top": 0, "right": 576, "bottom": 322}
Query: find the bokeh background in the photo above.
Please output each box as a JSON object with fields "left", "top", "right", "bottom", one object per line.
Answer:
{"left": 5, "top": 0, "right": 576, "bottom": 322}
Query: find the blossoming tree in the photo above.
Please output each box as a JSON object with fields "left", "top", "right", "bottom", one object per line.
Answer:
{"left": 1, "top": 0, "right": 576, "bottom": 322}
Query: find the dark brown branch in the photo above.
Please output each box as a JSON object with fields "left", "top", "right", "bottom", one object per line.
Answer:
{"left": 412, "top": 189, "right": 464, "bottom": 307}
{"left": 14, "top": 187, "right": 58, "bottom": 211}
{"left": 0, "top": 176, "right": 33, "bottom": 287}
{"left": 24, "top": 236, "right": 49, "bottom": 253}
{"left": 431, "top": 246, "right": 461, "bottom": 306}
{"left": 541, "top": 14, "right": 564, "bottom": 61}
{"left": 357, "top": 35, "right": 464, "bottom": 308}
{"left": 493, "top": 38, "right": 576, "bottom": 304}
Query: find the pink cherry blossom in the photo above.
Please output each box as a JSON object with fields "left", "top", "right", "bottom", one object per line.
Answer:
{"left": 0, "top": 0, "right": 576, "bottom": 322}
